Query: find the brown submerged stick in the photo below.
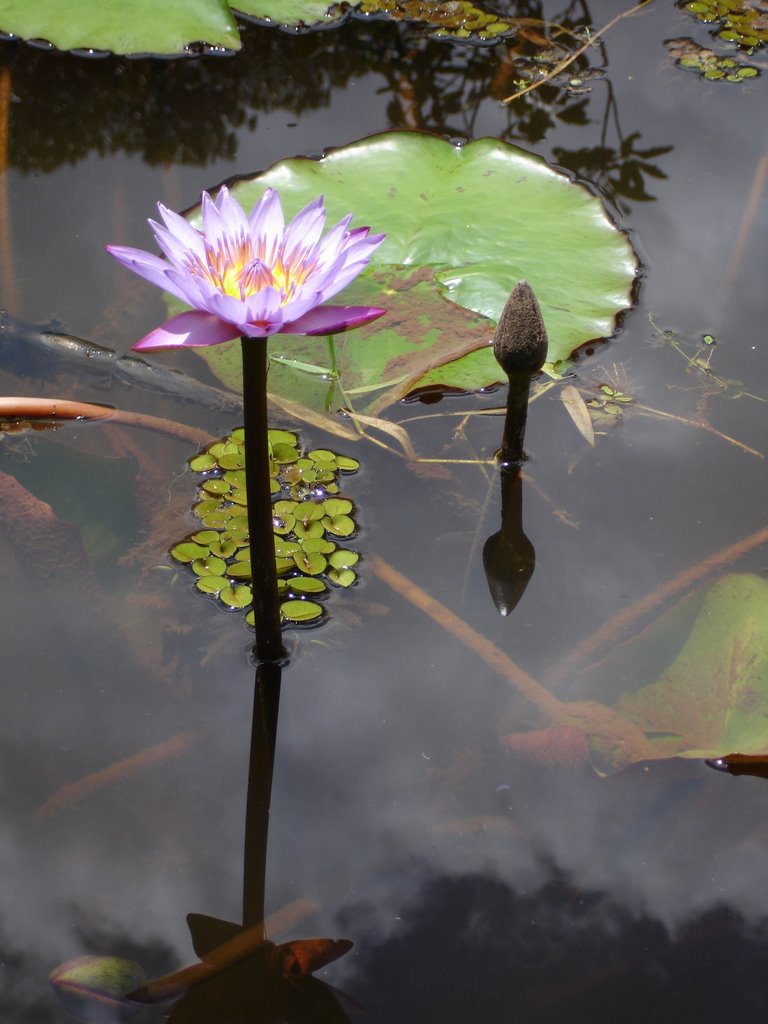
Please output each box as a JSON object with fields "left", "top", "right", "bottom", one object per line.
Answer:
{"left": 369, "top": 554, "right": 660, "bottom": 764}
{"left": 34, "top": 731, "right": 197, "bottom": 820}
{"left": 370, "top": 554, "right": 566, "bottom": 721}
{"left": 545, "top": 523, "right": 768, "bottom": 689}
{"left": 0, "top": 396, "right": 213, "bottom": 447}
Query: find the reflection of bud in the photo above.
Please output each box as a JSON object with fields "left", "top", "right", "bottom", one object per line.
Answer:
{"left": 492, "top": 280, "right": 548, "bottom": 378}
{"left": 49, "top": 956, "right": 146, "bottom": 1023}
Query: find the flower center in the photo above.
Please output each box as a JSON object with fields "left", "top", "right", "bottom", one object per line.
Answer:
{"left": 187, "top": 232, "right": 316, "bottom": 306}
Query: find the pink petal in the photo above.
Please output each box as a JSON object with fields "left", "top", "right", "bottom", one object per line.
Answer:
{"left": 284, "top": 305, "right": 386, "bottom": 336}
{"left": 132, "top": 310, "right": 241, "bottom": 351}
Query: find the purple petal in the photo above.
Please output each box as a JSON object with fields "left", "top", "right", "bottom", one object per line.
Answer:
{"left": 284, "top": 305, "right": 386, "bottom": 336}
{"left": 105, "top": 245, "right": 193, "bottom": 305}
{"left": 282, "top": 197, "right": 327, "bottom": 260}
{"left": 311, "top": 214, "right": 354, "bottom": 269}
{"left": 200, "top": 190, "right": 235, "bottom": 251}
{"left": 154, "top": 203, "right": 206, "bottom": 260}
{"left": 148, "top": 220, "right": 195, "bottom": 268}
{"left": 214, "top": 185, "right": 250, "bottom": 236}
{"left": 248, "top": 188, "right": 285, "bottom": 254}
{"left": 132, "top": 310, "right": 240, "bottom": 351}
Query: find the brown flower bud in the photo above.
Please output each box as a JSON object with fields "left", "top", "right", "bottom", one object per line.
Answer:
{"left": 492, "top": 280, "right": 548, "bottom": 378}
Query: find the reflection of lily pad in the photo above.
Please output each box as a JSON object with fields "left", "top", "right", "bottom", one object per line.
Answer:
{"left": 187, "top": 132, "right": 638, "bottom": 413}
{"left": 576, "top": 574, "right": 768, "bottom": 770}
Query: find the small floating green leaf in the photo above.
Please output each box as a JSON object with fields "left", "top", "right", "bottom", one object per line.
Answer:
{"left": 192, "top": 555, "right": 227, "bottom": 577}
{"left": 323, "top": 498, "right": 353, "bottom": 517}
{"left": 329, "top": 549, "right": 360, "bottom": 569}
{"left": 293, "top": 550, "right": 327, "bottom": 576}
{"left": 281, "top": 599, "right": 324, "bottom": 623}
{"left": 290, "top": 576, "right": 327, "bottom": 595}
{"left": 322, "top": 514, "right": 356, "bottom": 537}
{"left": 171, "top": 541, "right": 210, "bottom": 563}
{"left": 220, "top": 584, "right": 253, "bottom": 609}
{"left": 196, "top": 575, "right": 227, "bottom": 595}
{"left": 328, "top": 568, "right": 357, "bottom": 587}
{"left": 189, "top": 453, "right": 218, "bottom": 472}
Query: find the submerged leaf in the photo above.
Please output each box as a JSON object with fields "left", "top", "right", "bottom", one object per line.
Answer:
{"left": 575, "top": 574, "right": 768, "bottom": 771}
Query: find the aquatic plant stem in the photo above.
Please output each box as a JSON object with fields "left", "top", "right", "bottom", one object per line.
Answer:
{"left": 241, "top": 338, "right": 287, "bottom": 663}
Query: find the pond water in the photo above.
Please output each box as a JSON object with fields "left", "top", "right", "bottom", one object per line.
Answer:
{"left": 2, "top": 1, "right": 768, "bottom": 1021}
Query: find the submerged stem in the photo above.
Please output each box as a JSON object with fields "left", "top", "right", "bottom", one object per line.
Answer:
{"left": 241, "top": 338, "right": 287, "bottom": 664}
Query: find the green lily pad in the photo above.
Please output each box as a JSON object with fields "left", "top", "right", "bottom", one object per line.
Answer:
{"left": 575, "top": 574, "right": 768, "bottom": 771}
{"left": 187, "top": 132, "right": 637, "bottom": 415}
{"left": 0, "top": 0, "right": 242, "bottom": 55}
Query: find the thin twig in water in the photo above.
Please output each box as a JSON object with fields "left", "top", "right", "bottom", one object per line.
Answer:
{"left": 34, "top": 732, "right": 197, "bottom": 819}
{"left": 369, "top": 553, "right": 661, "bottom": 763}
{"left": 502, "top": 0, "right": 655, "bottom": 104}
{"left": 545, "top": 522, "right": 768, "bottom": 689}
{"left": 717, "top": 126, "right": 768, "bottom": 328}
{"left": 633, "top": 402, "right": 763, "bottom": 459}
{"left": 0, "top": 65, "right": 18, "bottom": 314}
{"left": 369, "top": 553, "right": 564, "bottom": 718}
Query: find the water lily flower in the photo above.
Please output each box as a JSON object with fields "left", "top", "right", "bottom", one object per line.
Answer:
{"left": 106, "top": 186, "right": 386, "bottom": 351}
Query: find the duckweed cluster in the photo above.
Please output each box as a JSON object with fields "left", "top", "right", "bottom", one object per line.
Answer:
{"left": 668, "top": 35, "right": 760, "bottom": 80}
{"left": 357, "top": 0, "right": 512, "bottom": 41}
{"left": 171, "top": 428, "right": 361, "bottom": 627}
{"left": 682, "top": 0, "right": 768, "bottom": 50}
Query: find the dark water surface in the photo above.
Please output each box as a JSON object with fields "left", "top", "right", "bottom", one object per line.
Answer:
{"left": 2, "top": 2, "right": 768, "bottom": 1021}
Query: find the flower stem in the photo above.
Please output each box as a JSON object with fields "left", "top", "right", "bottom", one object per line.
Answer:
{"left": 241, "top": 338, "right": 287, "bottom": 664}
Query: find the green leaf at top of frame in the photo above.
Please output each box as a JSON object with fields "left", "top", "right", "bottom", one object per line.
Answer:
{"left": 185, "top": 132, "right": 638, "bottom": 414}
{"left": 0, "top": 0, "right": 242, "bottom": 55}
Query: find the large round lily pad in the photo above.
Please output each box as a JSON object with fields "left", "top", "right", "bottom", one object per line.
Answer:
{"left": 188, "top": 131, "right": 638, "bottom": 413}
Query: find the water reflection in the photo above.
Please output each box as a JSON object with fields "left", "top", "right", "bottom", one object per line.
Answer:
{"left": 130, "top": 663, "right": 357, "bottom": 1023}
{"left": 0, "top": 7, "right": 671, "bottom": 216}
{"left": 483, "top": 464, "right": 535, "bottom": 615}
